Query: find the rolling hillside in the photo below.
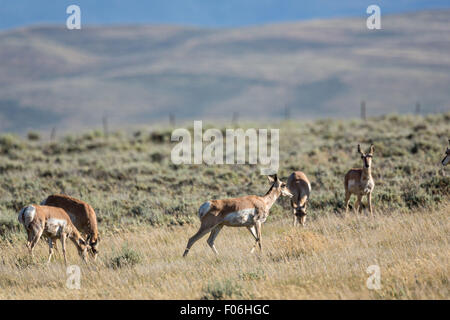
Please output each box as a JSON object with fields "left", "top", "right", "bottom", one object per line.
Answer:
{"left": 0, "top": 113, "right": 448, "bottom": 299}
{"left": 0, "top": 10, "right": 450, "bottom": 133}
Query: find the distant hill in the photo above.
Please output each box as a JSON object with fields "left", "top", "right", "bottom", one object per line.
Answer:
{"left": 0, "top": 10, "right": 449, "bottom": 133}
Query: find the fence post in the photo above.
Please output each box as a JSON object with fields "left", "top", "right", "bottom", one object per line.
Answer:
{"left": 50, "top": 127, "right": 56, "bottom": 142}
{"left": 415, "top": 102, "right": 421, "bottom": 115}
{"left": 361, "top": 101, "right": 366, "bottom": 120}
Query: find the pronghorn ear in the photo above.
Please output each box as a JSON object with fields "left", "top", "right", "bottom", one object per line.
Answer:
{"left": 370, "top": 144, "right": 374, "bottom": 154}
{"left": 357, "top": 144, "right": 363, "bottom": 155}
{"left": 267, "top": 174, "right": 277, "bottom": 183}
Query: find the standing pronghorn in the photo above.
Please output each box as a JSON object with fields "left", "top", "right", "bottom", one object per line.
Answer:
{"left": 442, "top": 139, "right": 450, "bottom": 166}
{"left": 182, "top": 174, "right": 293, "bottom": 257}
{"left": 18, "top": 205, "right": 88, "bottom": 264}
{"left": 287, "top": 171, "right": 311, "bottom": 226}
{"left": 344, "top": 144, "right": 375, "bottom": 216}
{"left": 41, "top": 194, "right": 100, "bottom": 259}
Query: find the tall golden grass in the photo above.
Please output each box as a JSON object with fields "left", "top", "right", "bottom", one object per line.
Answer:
{"left": 1, "top": 201, "right": 448, "bottom": 299}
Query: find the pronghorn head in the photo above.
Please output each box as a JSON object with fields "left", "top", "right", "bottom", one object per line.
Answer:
{"left": 442, "top": 140, "right": 450, "bottom": 166}
{"left": 295, "top": 206, "right": 307, "bottom": 226}
{"left": 76, "top": 238, "right": 89, "bottom": 262}
{"left": 267, "top": 174, "right": 293, "bottom": 198}
{"left": 87, "top": 234, "right": 100, "bottom": 260}
{"left": 358, "top": 144, "right": 374, "bottom": 169}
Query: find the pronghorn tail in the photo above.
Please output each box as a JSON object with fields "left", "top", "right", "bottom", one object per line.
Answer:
{"left": 18, "top": 205, "right": 37, "bottom": 229}
{"left": 198, "top": 201, "right": 211, "bottom": 219}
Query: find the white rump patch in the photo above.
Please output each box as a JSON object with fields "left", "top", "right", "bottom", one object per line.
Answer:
{"left": 224, "top": 208, "right": 256, "bottom": 226}
{"left": 18, "top": 205, "right": 36, "bottom": 229}
{"left": 198, "top": 202, "right": 211, "bottom": 219}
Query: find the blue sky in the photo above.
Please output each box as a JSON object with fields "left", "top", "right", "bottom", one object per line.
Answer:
{"left": 0, "top": 0, "right": 449, "bottom": 29}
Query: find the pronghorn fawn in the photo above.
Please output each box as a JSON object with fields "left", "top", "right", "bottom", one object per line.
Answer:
{"left": 287, "top": 171, "right": 311, "bottom": 226}
{"left": 18, "top": 205, "right": 88, "bottom": 264}
{"left": 442, "top": 139, "right": 450, "bottom": 166}
{"left": 183, "top": 174, "right": 293, "bottom": 257}
{"left": 344, "top": 144, "right": 375, "bottom": 216}
{"left": 41, "top": 194, "right": 100, "bottom": 259}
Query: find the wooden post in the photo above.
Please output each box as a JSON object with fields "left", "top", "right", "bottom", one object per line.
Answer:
{"left": 50, "top": 127, "right": 56, "bottom": 142}
{"left": 415, "top": 102, "right": 421, "bottom": 115}
{"left": 361, "top": 101, "right": 366, "bottom": 121}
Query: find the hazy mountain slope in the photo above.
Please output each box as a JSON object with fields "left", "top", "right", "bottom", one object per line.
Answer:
{"left": 0, "top": 10, "right": 449, "bottom": 133}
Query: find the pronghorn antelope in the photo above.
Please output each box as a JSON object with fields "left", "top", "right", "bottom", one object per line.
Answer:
{"left": 18, "top": 205, "right": 88, "bottom": 264}
{"left": 287, "top": 171, "right": 311, "bottom": 226}
{"left": 41, "top": 194, "right": 100, "bottom": 259}
{"left": 442, "top": 140, "right": 450, "bottom": 166}
{"left": 344, "top": 144, "right": 375, "bottom": 216}
{"left": 182, "top": 174, "right": 293, "bottom": 257}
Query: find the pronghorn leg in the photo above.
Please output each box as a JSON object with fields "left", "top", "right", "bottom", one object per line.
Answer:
{"left": 52, "top": 239, "right": 58, "bottom": 252}
{"left": 302, "top": 201, "right": 308, "bottom": 226}
{"left": 290, "top": 199, "right": 297, "bottom": 226}
{"left": 183, "top": 226, "right": 214, "bottom": 257}
{"left": 247, "top": 226, "right": 258, "bottom": 242}
{"left": 251, "top": 221, "right": 263, "bottom": 253}
{"left": 26, "top": 229, "right": 33, "bottom": 250}
{"left": 47, "top": 238, "right": 54, "bottom": 263}
{"left": 300, "top": 214, "right": 307, "bottom": 226}
{"left": 292, "top": 207, "right": 298, "bottom": 227}
{"left": 358, "top": 195, "right": 364, "bottom": 213}
{"left": 207, "top": 225, "right": 223, "bottom": 255}
{"left": 256, "top": 221, "right": 262, "bottom": 252}
{"left": 354, "top": 195, "right": 362, "bottom": 214}
{"left": 344, "top": 191, "right": 351, "bottom": 215}
{"left": 29, "top": 227, "right": 43, "bottom": 258}
{"left": 61, "top": 234, "right": 68, "bottom": 265}
{"left": 368, "top": 192, "right": 373, "bottom": 217}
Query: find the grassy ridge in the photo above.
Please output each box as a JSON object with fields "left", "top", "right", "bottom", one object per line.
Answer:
{"left": 0, "top": 113, "right": 449, "bottom": 299}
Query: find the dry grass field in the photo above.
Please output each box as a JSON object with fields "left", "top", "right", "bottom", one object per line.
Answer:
{"left": 0, "top": 113, "right": 449, "bottom": 299}
{"left": 0, "top": 203, "right": 448, "bottom": 299}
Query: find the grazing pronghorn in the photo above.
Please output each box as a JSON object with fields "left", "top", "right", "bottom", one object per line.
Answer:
{"left": 41, "top": 194, "right": 100, "bottom": 259}
{"left": 442, "top": 140, "right": 450, "bottom": 166}
{"left": 182, "top": 174, "right": 293, "bottom": 257}
{"left": 344, "top": 144, "right": 375, "bottom": 216}
{"left": 286, "top": 171, "right": 311, "bottom": 226}
{"left": 18, "top": 205, "right": 88, "bottom": 264}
